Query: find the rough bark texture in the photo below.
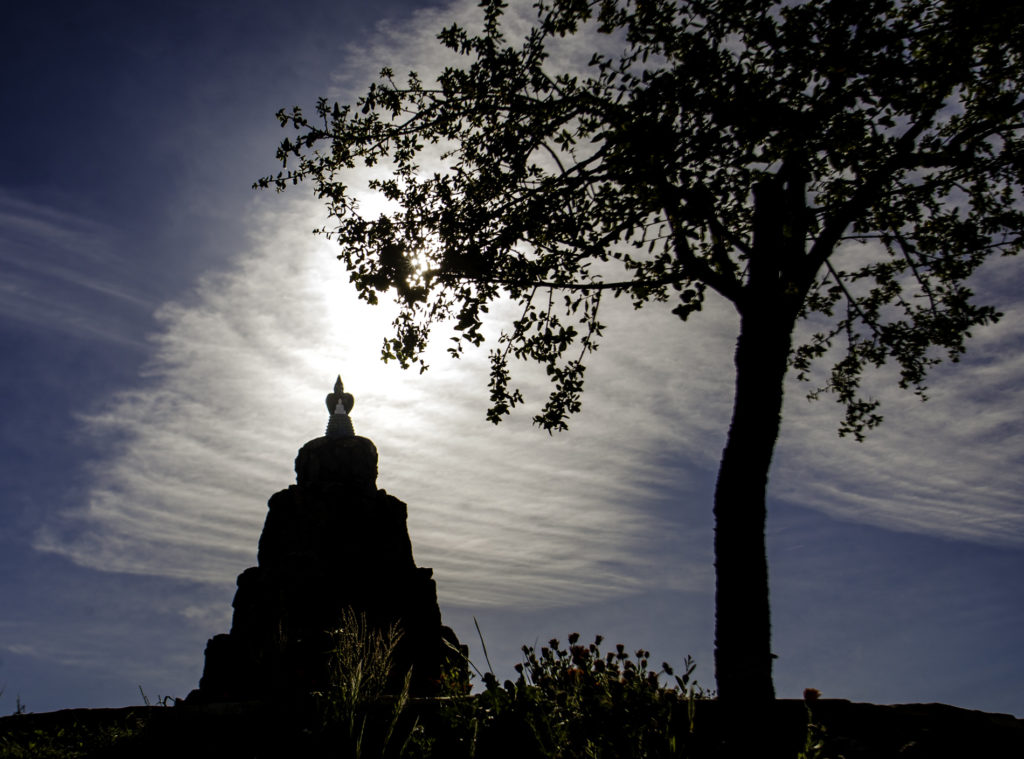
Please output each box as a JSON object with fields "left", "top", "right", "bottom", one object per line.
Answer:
{"left": 190, "top": 435, "right": 463, "bottom": 703}
{"left": 713, "top": 305, "right": 797, "bottom": 707}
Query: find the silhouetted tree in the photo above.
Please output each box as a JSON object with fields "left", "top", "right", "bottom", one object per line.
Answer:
{"left": 259, "top": 0, "right": 1023, "bottom": 716}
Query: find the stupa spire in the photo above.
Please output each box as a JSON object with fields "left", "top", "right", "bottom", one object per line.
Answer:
{"left": 324, "top": 375, "right": 355, "bottom": 438}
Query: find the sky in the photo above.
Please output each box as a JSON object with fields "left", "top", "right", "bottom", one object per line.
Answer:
{"left": 1, "top": 0, "right": 1022, "bottom": 717}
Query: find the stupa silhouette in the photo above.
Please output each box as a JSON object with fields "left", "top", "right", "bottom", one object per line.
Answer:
{"left": 190, "top": 377, "right": 463, "bottom": 702}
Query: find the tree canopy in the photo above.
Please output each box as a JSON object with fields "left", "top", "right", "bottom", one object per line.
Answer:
{"left": 259, "top": 0, "right": 1023, "bottom": 712}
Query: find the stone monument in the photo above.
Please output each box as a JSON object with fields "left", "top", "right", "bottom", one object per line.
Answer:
{"left": 190, "top": 377, "right": 463, "bottom": 702}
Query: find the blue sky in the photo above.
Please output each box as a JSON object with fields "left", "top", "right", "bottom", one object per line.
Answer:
{"left": 2, "top": 0, "right": 1022, "bottom": 716}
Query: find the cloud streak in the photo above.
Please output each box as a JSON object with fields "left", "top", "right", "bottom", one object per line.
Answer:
{"left": 38, "top": 196, "right": 718, "bottom": 609}
{"left": 0, "top": 191, "right": 155, "bottom": 348}
{"left": 774, "top": 307, "right": 1024, "bottom": 544}
{"left": 35, "top": 0, "right": 1023, "bottom": 626}
{"left": 773, "top": 252, "right": 1024, "bottom": 544}
{"left": 38, "top": 190, "right": 1023, "bottom": 629}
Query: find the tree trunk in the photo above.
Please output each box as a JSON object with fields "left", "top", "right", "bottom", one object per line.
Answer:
{"left": 713, "top": 301, "right": 797, "bottom": 709}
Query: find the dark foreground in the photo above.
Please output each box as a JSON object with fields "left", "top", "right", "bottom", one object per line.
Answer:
{"left": 1, "top": 698, "right": 1021, "bottom": 758}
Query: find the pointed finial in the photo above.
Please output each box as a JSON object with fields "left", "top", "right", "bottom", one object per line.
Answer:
{"left": 325, "top": 375, "right": 355, "bottom": 438}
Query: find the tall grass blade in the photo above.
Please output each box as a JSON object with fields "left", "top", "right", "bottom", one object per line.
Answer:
{"left": 473, "top": 617, "right": 495, "bottom": 676}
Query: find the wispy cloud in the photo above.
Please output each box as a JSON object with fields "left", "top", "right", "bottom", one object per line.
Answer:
{"left": 38, "top": 190, "right": 1022, "bottom": 629}
{"left": 774, "top": 310, "right": 1024, "bottom": 545}
{"left": 773, "top": 251, "right": 1024, "bottom": 544}
{"left": 0, "top": 191, "right": 154, "bottom": 347}
{"left": 37, "top": 196, "right": 716, "bottom": 609}
{"left": 35, "top": 0, "right": 1023, "bottom": 626}
{"left": 0, "top": 566, "right": 227, "bottom": 702}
